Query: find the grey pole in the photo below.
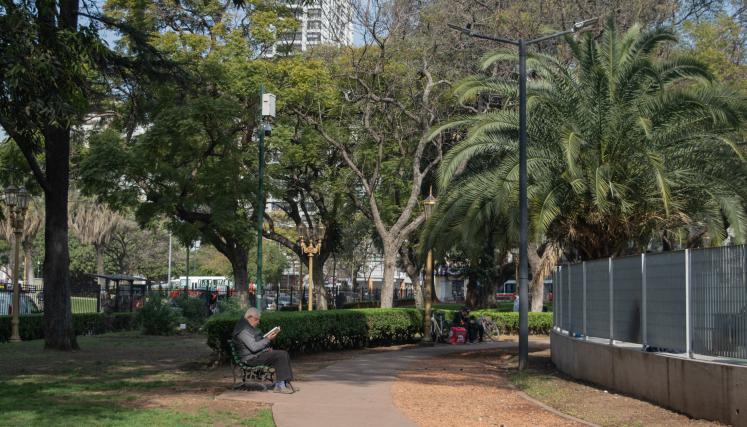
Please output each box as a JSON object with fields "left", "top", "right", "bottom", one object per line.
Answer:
{"left": 167, "top": 233, "right": 172, "bottom": 288}
{"left": 518, "top": 38, "right": 529, "bottom": 370}
{"left": 446, "top": 17, "right": 597, "bottom": 372}
{"left": 256, "top": 84, "right": 266, "bottom": 312}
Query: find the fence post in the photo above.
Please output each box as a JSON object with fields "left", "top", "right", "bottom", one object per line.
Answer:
{"left": 553, "top": 267, "right": 559, "bottom": 331}
{"left": 685, "top": 249, "right": 692, "bottom": 358}
{"left": 558, "top": 265, "right": 563, "bottom": 332}
{"left": 641, "top": 253, "right": 647, "bottom": 351}
{"left": 583, "top": 261, "right": 587, "bottom": 339}
{"left": 609, "top": 257, "right": 614, "bottom": 345}
{"left": 568, "top": 264, "right": 572, "bottom": 335}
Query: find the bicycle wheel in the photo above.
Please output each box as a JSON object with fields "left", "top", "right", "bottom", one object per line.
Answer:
{"left": 482, "top": 319, "right": 500, "bottom": 341}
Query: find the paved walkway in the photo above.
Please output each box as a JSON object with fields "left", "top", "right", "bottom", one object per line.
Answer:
{"left": 218, "top": 341, "right": 517, "bottom": 427}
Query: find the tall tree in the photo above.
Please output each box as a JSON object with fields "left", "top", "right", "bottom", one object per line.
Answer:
{"left": 432, "top": 18, "right": 747, "bottom": 291}
{"left": 0, "top": 0, "right": 96, "bottom": 349}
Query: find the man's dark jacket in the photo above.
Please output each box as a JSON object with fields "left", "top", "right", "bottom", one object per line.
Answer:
{"left": 232, "top": 318, "right": 270, "bottom": 362}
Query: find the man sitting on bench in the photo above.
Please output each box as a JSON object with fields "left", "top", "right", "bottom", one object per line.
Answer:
{"left": 232, "top": 307, "right": 296, "bottom": 393}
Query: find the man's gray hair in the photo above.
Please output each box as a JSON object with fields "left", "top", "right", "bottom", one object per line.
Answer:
{"left": 244, "top": 307, "right": 260, "bottom": 319}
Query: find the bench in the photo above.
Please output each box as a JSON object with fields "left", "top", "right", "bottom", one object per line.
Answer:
{"left": 228, "top": 340, "right": 276, "bottom": 391}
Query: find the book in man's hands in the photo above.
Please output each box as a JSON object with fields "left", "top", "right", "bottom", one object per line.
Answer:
{"left": 263, "top": 326, "right": 281, "bottom": 338}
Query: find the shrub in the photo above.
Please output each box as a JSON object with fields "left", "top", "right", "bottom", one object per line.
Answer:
{"left": 0, "top": 312, "right": 137, "bottom": 342}
{"left": 205, "top": 308, "right": 423, "bottom": 359}
{"left": 137, "top": 293, "right": 180, "bottom": 335}
{"left": 172, "top": 293, "right": 209, "bottom": 331}
{"left": 340, "top": 299, "right": 415, "bottom": 309}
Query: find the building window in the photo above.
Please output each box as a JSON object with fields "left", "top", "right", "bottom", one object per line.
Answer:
{"left": 307, "top": 32, "right": 321, "bottom": 42}
{"left": 307, "top": 8, "right": 321, "bottom": 18}
{"left": 307, "top": 20, "right": 322, "bottom": 30}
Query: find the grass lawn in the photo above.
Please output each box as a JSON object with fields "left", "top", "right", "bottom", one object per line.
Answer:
{"left": 0, "top": 332, "right": 274, "bottom": 427}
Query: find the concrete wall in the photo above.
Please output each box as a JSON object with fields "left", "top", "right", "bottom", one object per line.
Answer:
{"left": 551, "top": 331, "right": 747, "bottom": 426}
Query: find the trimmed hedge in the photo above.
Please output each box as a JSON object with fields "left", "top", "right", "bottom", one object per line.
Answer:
{"left": 435, "top": 309, "right": 553, "bottom": 335}
{"left": 205, "top": 308, "right": 423, "bottom": 359}
{"left": 0, "top": 312, "right": 138, "bottom": 342}
{"left": 340, "top": 299, "right": 416, "bottom": 309}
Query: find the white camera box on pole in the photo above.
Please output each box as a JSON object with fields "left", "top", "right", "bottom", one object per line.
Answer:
{"left": 262, "top": 93, "right": 276, "bottom": 118}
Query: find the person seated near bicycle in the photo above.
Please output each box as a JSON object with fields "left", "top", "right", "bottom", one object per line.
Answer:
{"left": 453, "top": 306, "right": 484, "bottom": 343}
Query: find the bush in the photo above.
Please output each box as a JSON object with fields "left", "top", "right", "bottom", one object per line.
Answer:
{"left": 137, "top": 293, "right": 180, "bottom": 335}
{"left": 0, "top": 312, "right": 137, "bottom": 342}
{"left": 172, "top": 293, "right": 209, "bottom": 331}
{"left": 205, "top": 308, "right": 423, "bottom": 359}
{"left": 435, "top": 309, "right": 553, "bottom": 335}
{"left": 340, "top": 299, "right": 416, "bottom": 309}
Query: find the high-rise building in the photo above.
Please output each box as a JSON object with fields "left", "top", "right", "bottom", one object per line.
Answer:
{"left": 271, "top": 0, "right": 354, "bottom": 55}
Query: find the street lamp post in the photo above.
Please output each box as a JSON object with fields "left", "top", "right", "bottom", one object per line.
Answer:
{"left": 255, "top": 86, "right": 276, "bottom": 312}
{"left": 422, "top": 188, "right": 437, "bottom": 345}
{"left": 447, "top": 18, "right": 597, "bottom": 370}
{"left": 298, "top": 224, "right": 324, "bottom": 311}
{"left": 4, "top": 185, "right": 30, "bottom": 343}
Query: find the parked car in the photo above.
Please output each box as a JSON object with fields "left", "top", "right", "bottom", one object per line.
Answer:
{"left": 0, "top": 293, "right": 41, "bottom": 315}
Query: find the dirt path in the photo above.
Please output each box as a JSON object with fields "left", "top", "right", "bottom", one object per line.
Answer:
{"left": 393, "top": 345, "right": 584, "bottom": 427}
{"left": 393, "top": 338, "right": 721, "bottom": 427}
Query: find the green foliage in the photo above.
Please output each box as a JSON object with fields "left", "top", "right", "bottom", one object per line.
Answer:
{"left": 429, "top": 19, "right": 747, "bottom": 260}
{"left": 172, "top": 294, "right": 209, "bottom": 331}
{"left": 684, "top": 13, "right": 747, "bottom": 92}
{"left": 136, "top": 293, "right": 180, "bottom": 335}
{"left": 205, "top": 308, "right": 423, "bottom": 358}
{"left": 0, "top": 312, "right": 137, "bottom": 342}
{"left": 340, "top": 299, "right": 415, "bottom": 309}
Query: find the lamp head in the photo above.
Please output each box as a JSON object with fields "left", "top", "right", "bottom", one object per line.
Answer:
{"left": 296, "top": 223, "right": 308, "bottom": 240}
{"left": 423, "top": 186, "right": 437, "bottom": 219}
{"left": 16, "top": 187, "right": 29, "bottom": 211}
{"left": 572, "top": 17, "right": 598, "bottom": 32}
{"left": 315, "top": 223, "right": 326, "bottom": 242}
{"left": 4, "top": 184, "right": 17, "bottom": 208}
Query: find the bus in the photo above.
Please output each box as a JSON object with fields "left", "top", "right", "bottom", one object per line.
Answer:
{"left": 496, "top": 279, "right": 553, "bottom": 302}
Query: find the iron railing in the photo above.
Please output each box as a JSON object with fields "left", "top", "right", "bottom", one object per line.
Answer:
{"left": 553, "top": 245, "right": 747, "bottom": 361}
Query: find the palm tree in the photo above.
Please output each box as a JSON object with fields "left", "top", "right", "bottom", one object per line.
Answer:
{"left": 429, "top": 19, "right": 747, "bottom": 305}
{"left": 70, "top": 198, "right": 123, "bottom": 285}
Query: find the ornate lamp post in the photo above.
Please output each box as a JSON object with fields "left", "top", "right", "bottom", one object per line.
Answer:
{"left": 4, "top": 185, "right": 30, "bottom": 343}
{"left": 422, "top": 188, "right": 436, "bottom": 345}
{"left": 297, "top": 223, "right": 324, "bottom": 311}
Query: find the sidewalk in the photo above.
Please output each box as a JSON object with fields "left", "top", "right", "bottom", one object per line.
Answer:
{"left": 218, "top": 341, "right": 517, "bottom": 427}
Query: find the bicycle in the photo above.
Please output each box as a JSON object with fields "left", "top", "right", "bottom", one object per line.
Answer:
{"left": 479, "top": 316, "right": 500, "bottom": 341}
{"left": 430, "top": 311, "right": 450, "bottom": 343}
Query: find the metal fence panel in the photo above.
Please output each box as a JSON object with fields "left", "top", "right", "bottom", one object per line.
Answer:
{"left": 612, "top": 255, "right": 642, "bottom": 344}
{"left": 646, "top": 250, "right": 687, "bottom": 352}
{"left": 691, "top": 246, "right": 747, "bottom": 359}
{"left": 585, "top": 258, "right": 610, "bottom": 339}
{"left": 553, "top": 268, "right": 559, "bottom": 329}
{"left": 569, "top": 263, "right": 584, "bottom": 336}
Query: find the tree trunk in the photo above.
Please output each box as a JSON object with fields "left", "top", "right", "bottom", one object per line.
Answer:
{"left": 380, "top": 244, "right": 397, "bottom": 308}
{"left": 412, "top": 276, "right": 423, "bottom": 309}
{"left": 229, "top": 249, "right": 249, "bottom": 307}
{"left": 466, "top": 268, "right": 479, "bottom": 307}
{"left": 398, "top": 245, "right": 422, "bottom": 308}
{"left": 312, "top": 256, "right": 327, "bottom": 310}
{"left": 527, "top": 243, "right": 544, "bottom": 312}
{"left": 43, "top": 126, "right": 78, "bottom": 350}
{"left": 95, "top": 244, "right": 105, "bottom": 287}
{"left": 23, "top": 242, "right": 34, "bottom": 289}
